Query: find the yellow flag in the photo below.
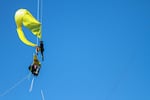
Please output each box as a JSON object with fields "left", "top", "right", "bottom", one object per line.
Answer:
{"left": 15, "top": 9, "right": 41, "bottom": 47}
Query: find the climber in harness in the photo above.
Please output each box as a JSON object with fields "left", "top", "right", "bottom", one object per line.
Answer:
{"left": 29, "top": 54, "right": 41, "bottom": 76}
{"left": 36, "top": 40, "right": 44, "bottom": 61}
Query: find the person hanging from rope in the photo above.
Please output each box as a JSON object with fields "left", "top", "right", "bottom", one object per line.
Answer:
{"left": 36, "top": 41, "right": 44, "bottom": 61}
{"left": 28, "top": 54, "right": 41, "bottom": 76}
{"left": 40, "top": 41, "right": 44, "bottom": 61}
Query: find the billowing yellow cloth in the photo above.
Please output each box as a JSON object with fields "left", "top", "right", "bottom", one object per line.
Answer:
{"left": 15, "top": 9, "right": 41, "bottom": 47}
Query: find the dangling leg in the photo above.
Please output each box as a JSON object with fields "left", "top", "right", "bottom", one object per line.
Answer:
{"left": 41, "top": 52, "right": 44, "bottom": 61}
{"left": 40, "top": 41, "right": 44, "bottom": 61}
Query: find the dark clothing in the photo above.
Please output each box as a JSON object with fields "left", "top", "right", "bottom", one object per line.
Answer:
{"left": 40, "top": 41, "right": 44, "bottom": 61}
{"left": 29, "top": 64, "right": 40, "bottom": 76}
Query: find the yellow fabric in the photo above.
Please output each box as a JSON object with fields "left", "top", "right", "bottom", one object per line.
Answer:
{"left": 33, "top": 55, "right": 41, "bottom": 66}
{"left": 33, "top": 54, "right": 38, "bottom": 60}
{"left": 15, "top": 9, "right": 41, "bottom": 47}
{"left": 17, "top": 28, "right": 37, "bottom": 47}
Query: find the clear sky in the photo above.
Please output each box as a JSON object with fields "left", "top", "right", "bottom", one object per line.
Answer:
{"left": 0, "top": 0, "right": 150, "bottom": 100}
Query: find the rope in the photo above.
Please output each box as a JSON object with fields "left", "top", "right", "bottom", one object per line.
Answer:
{"left": 40, "top": 0, "right": 43, "bottom": 25}
{"left": 0, "top": 73, "right": 30, "bottom": 96}
{"left": 37, "top": 0, "right": 40, "bottom": 21}
{"left": 36, "top": 0, "right": 40, "bottom": 45}
{"left": 37, "top": 0, "right": 43, "bottom": 23}
{"left": 41, "top": 89, "right": 45, "bottom": 100}
{"left": 40, "top": 0, "right": 43, "bottom": 41}
{"left": 29, "top": 77, "right": 35, "bottom": 92}
{"left": 36, "top": 0, "right": 43, "bottom": 45}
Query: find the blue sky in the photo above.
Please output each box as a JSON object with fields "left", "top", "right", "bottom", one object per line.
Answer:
{"left": 0, "top": 0, "right": 150, "bottom": 100}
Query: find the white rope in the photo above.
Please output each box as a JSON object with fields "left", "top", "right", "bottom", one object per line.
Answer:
{"left": 0, "top": 73, "right": 30, "bottom": 96}
{"left": 37, "top": 0, "right": 40, "bottom": 21}
{"left": 37, "top": 0, "right": 43, "bottom": 44}
{"left": 41, "top": 89, "right": 45, "bottom": 100}
{"left": 40, "top": 0, "right": 43, "bottom": 41}
{"left": 36, "top": 0, "right": 40, "bottom": 45}
{"left": 40, "top": 0, "right": 43, "bottom": 25}
{"left": 29, "top": 77, "right": 35, "bottom": 92}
